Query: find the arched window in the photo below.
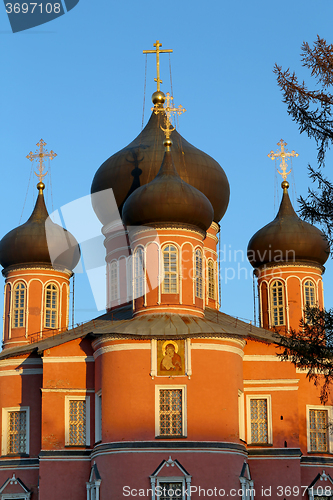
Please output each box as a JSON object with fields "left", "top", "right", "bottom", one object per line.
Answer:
{"left": 270, "top": 280, "right": 285, "bottom": 326}
{"left": 44, "top": 283, "right": 58, "bottom": 329}
{"left": 208, "top": 260, "right": 215, "bottom": 299}
{"left": 304, "top": 280, "right": 316, "bottom": 306}
{"left": 110, "top": 261, "right": 119, "bottom": 302}
{"left": 195, "top": 249, "right": 203, "bottom": 299}
{"left": 134, "top": 248, "right": 144, "bottom": 299}
{"left": 162, "top": 245, "right": 178, "bottom": 293}
{"left": 12, "top": 282, "right": 26, "bottom": 328}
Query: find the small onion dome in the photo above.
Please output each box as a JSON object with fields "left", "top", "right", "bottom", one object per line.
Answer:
{"left": 0, "top": 183, "right": 80, "bottom": 271}
{"left": 122, "top": 141, "right": 214, "bottom": 232}
{"left": 247, "top": 181, "right": 329, "bottom": 268}
{"left": 91, "top": 97, "right": 229, "bottom": 225}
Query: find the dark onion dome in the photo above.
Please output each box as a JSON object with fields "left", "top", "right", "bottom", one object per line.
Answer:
{"left": 91, "top": 94, "right": 229, "bottom": 225}
{"left": 0, "top": 182, "right": 80, "bottom": 271}
{"left": 247, "top": 181, "right": 330, "bottom": 268}
{"left": 122, "top": 137, "right": 214, "bottom": 232}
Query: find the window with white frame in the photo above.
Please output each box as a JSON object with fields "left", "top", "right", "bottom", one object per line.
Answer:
{"left": 195, "top": 249, "right": 203, "bottom": 299}
{"left": 134, "top": 247, "right": 144, "bottom": 299}
{"left": 270, "top": 280, "right": 285, "bottom": 326}
{"left": 95, "top": 391, "right": 102, "bottom": 443}
{"left": 12, "top": 282, "right": 26, "bottom": 328}
{"left": 65, "top": 396, "right": 90, "bottom": 446}
{"left": 307, "top": 406, "right": 332, "bottom": 453}
{"left": 247, "top": 396, "right": 272, "bottom": 445}
{"left": 155, "top": 386, "right": 186, "bottom": 438}
{"left": 110, "top": 261, "right": 119, "bottom": 302}
{"left": 207, "top": 260, "right": 215, "bottom": 299}
{"left": 304, "top": 280, "right": 316, "bottom": 307}
{"left": 44, "top": 283, "right": 58, "bottom": 329}
{"left": 162, "top": 245, "right": 178, "bottom": 294}
{"left": 2, "top": 407, "right": 29, "bottom": 456}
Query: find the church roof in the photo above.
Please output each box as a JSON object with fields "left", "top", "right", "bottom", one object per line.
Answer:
{"left": 0, "top": 306, "right": 277, "bottom": 360}
{"left": 91, "top": 108, "right": 230, "bottom": 225}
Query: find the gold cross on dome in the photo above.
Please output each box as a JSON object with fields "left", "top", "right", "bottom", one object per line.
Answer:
{"left": 26, "top": 139, "right": 57, "bottom": 182}
{"left": 268, "top": 139, "right": 298, "bottom": 181}
{"left": 160, "top": 93, "right": 186, "bottom": 140}
{"left": 143, "top": 40, "right": 173, "bottom": 92}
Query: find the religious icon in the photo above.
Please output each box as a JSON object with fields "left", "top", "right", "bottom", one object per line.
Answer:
{"left": 157, "top": 340, "right": 185, "bottom": 376}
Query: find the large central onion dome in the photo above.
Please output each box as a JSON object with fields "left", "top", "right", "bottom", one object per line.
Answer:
{"left": 122, "top": 137, "right": 214, "bottom": 231}
{"left": 0, "top": 182, "right": 80, "bottom": 271}
{"left": 91, "top": 94, "right": 229, "bottom": 225}
{"left": 247, "top": 181, "right": 329, "bottom": 268}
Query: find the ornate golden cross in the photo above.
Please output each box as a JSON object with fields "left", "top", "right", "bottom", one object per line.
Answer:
{"left": 268, "top": 139, "right": 298, "bottom": 181}
{"left": 26, "top": 139, "right": 57, "bottom": 183}
{"left": 143, "top": 40, "right": 173, "bottom": 92}
{"left": 160, "top": 92, "right": 186, "bottom": 140}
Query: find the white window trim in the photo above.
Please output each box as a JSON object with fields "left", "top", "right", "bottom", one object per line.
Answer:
{"left": 44, "top": 282, "right": 59, "bottom": 329}
{"left": 306, "top": 405, "right": 333, "bottom": 453}
{"left": 65, "top": 396, "right": 90, "bottom": 446}
{"left": 162, "top": 244, "right": 179, "bottom": 294}
{"left": 155, "top": 385, "right": 187, "bottom": 438}
{"left": 246, "top": 395, "right": 272, "bottom": 445}
{"left": 1, "top": 495, "right": 31, "bottom": 500}
{"left": 1, "top": 407, "right": 30, "bottom": 456}
{"left": 95, "top": 391, "right": 102, "bottom": 444}
{"left": 11, "top": 282, "right": 27, "bottom": 329}
{"left": 238, "top": 390, "right": 245, "bottom": 441}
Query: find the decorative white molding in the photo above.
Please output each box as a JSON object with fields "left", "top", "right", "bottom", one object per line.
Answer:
{"left": 0, "top": 358, "right": 42, "bottom": 368}
{"left": 191, "top": 342, "right": 244, "bottom": 358}
{"left": 244, "top": 386, "right": 298, "bottom": 392}
{"left": 150, "top": 339, "right": 157, "bottom": 379}
{"left": 243, "top": 355, "right": 283, "bottom": 362}
{"left": 42, "top": 356, "right": 94, "bottom": 363}
{"left": 0, "top": 369, "right": 43, "bottom": 377}
{"left": 94, "top": 343, "right": 150, "bottom": 360}
{"left": 41, "top": 388, "right": 95, "bottom": 393}
{"left": 244, "top": 379, "right": 299, "bottom": 385}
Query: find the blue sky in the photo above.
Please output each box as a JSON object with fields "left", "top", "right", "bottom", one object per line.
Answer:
{"left": 1, "top": 0, "right": 333, "bottom": 327}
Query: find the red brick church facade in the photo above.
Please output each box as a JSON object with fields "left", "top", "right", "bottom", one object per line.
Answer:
{"left": 0, "top": 48, "right": 332, "bottom": 500}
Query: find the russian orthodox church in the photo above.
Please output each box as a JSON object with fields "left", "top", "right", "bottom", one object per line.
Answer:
{"left": 0, "top": 42, "right": 332, "bottom": 500}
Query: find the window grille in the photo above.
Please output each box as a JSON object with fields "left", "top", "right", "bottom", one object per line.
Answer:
{"left": 69, "top": 400, "right": 86, "bottom": 445}
{"left": 195, "top": 249, "right": 203, "bottom": 299}
{"left": 44, "top": 283, "right": 58, "bottom": 329}
{"left": 110, "top": 261, "right": 119, "bottom": 301}
{"left": 271, "top": 280, "right": 285, "bottom": 326}
{"left": 12, "top": 282, "right": 26, "bottom": 328}
{"left": 159, "top": 389, "right": 182, "bottom": 437}
{"left": 163, "top": 245, "right": 178, "bottom": 293}
{"left": 7, "top": 410, "right": 27, "bottom": 454}
{"left": 309, "top": 409, "right": 328, "bottom": 452}
{"left": 158, "top": 482, "right": 183, "bottom": 500}
{"left": 208, "top": 260, "right": 215, "bottom": 299}
{"left": 250, "top": 399, "right": 268, "bottom": 444}
{"left": 134, "top": 248, "right": 144, "bottom": 299}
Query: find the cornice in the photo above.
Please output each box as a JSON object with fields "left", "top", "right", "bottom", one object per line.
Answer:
{"left": 3, "top": 264, "right": 73, "bottom": 278}
{"left": 255, "top": 261, "right": 324, "bottom": 275}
